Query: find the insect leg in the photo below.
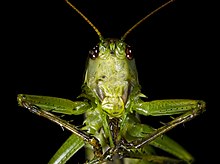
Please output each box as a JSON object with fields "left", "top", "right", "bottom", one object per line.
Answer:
{"left": 48, "top": 134, "right": 84, "bottom": 164}
{"left": 17, "top": 94, "right": 91, "bottom": 115}
{"left": 132, "top": 99, "right": 205, "bottom": 154}
{"left": 17, "top": 94, "right": 103, "bottom": 162}
{"left": 123, "top": 113, "right": 194, "bottom": 163}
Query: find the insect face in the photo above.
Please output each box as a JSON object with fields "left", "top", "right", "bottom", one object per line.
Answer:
{"left": 84, "top": 38, "right": 139, "bottom": 117}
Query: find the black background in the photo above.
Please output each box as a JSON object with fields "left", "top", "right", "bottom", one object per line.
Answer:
{"left": 11, "top": 0, "right": 216, "bottom": 163}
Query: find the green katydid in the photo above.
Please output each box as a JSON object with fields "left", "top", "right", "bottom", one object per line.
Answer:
{"left": 17, "top": 0, "right": 206, "bottom": 163}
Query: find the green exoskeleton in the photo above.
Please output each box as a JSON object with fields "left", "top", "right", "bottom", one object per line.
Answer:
{"left": 17, "top": 0, "right": 206, "bottom": 163}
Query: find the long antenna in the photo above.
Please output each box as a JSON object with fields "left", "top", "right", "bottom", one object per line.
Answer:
{"left": 65, "top": 0, "right": 103, "bottom": 40}
{"left": 121, "top": 0, "right": 175, "bottom": 40}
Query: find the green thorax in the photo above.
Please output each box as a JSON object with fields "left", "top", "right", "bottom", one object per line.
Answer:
{"left": 83, "top": 38, "right": 141, "bottom": 118}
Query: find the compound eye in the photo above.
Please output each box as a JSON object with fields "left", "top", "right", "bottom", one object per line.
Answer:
{"left": 125, "top": 45, "right": 133, "bottom": 60}
{"left": 89, "top": 45, "right": 99, "bottom": 59}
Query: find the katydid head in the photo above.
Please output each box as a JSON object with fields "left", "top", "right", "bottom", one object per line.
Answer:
{"left": 84, "top": 38, "right": 139, "bottom": 117}
{"left": 65, "top": 0, "right": 174, "bottom": 117}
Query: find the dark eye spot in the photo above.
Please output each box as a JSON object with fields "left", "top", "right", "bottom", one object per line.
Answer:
{"left": 126, "top": 45, "right": 133, "bottom": 60}
{"left": 96, "top": 86, "right": 105, "bottom": 100}
{"left": 89, "top": 45, "right": 99, "bottom": 59}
